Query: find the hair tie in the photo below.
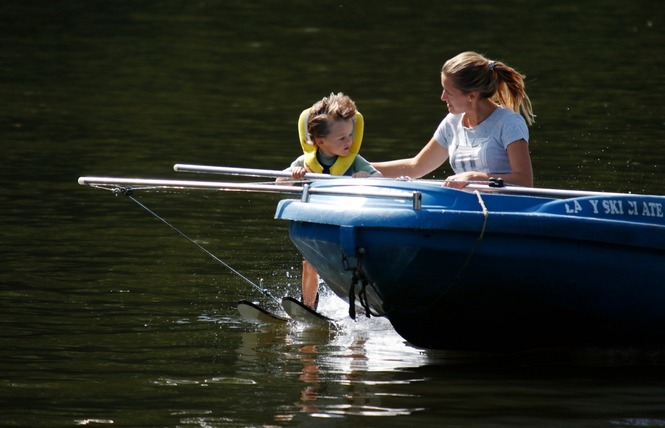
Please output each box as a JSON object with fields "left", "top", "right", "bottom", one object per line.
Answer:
{"left": 489, "top": 61, "right": 495, "bottom": 72}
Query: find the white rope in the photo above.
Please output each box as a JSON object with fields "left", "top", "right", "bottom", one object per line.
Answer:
{"left": 403, "top": 188, "right": 492, "bottom": 315}
{"left": 474, "top": 190, "right": 489, "bottom": 241}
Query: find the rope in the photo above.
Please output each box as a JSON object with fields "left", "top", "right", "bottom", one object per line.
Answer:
{"left": 110, "top": 187, "right": 281, "bottom": 304}
{"left": 474, "top": 190, "right": 489, "bottom": 240}
{"left": 396, "top": 189, "right": 491, "bottom": 316}
{"left": 445, "top": 191, "right": 489, "bottom": 275}
{"left": 439, "top": 190, "right": 490, "bottom": 289}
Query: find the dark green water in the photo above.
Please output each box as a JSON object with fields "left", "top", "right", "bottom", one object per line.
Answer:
{"left": 3, "top": 1, "right": 665, "bottom": 426}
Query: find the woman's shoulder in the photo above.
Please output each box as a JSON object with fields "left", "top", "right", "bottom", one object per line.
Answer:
{"left": 490, "top": 106, "right": 527, "bottom": 127}
{"left": 490, "top": 106, "right": 529, "bottom": 143}
{"left": 493, "top": 105, "right": 524, "bottom": 120}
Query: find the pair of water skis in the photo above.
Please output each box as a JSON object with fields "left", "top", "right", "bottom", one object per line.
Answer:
{"left": 237, "top": 297, "right": 334, "bottom": 328}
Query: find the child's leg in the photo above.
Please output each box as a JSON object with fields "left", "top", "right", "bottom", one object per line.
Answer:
{"left": 301, "top": 259, "right": 319, "bottom": 309}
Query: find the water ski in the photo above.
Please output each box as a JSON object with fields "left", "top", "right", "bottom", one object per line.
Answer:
{"left": 237, "top": 300, "right": 288, "bottom": 324}
{"left": 281, "top": 296, "right": 335, "bottom": 327}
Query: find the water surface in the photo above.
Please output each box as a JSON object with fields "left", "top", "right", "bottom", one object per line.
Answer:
{"left": 2, "top": 0, "right": 665, "bottom": 426}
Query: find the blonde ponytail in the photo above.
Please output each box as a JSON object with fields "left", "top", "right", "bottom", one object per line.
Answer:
{"left": 442, "top": 52, "right": 535, "bottom": 125}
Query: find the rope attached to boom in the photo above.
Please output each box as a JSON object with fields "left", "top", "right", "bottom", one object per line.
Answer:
{"left": 112, "top": 186, "right": 281, "bottom": 304}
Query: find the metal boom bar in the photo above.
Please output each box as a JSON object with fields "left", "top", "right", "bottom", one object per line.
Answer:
{"left": 173, "top": 164, "right": 643, "bottom": 199}
{"left": 77, "top": 176, "right": 421, "bottom": 208}
{"left": 173, "top": 164, "right": 342, "bottom": 181}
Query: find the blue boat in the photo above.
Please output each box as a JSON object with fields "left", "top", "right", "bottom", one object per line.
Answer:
{"left": 78, "top": 168, "right": 665, "bottom": 351}
{"left": 275, "top": 178, "right": 665, "bottom": 351}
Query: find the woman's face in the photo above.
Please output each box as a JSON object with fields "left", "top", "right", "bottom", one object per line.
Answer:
{"left": 315, "top": 119, "right": 354, "bottom": 158}
{"left": 440, "top": 73, "right": 468, "bottom": 114}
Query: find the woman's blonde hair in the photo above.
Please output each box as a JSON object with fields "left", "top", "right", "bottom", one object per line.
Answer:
{"left": 442, "top": 51, "right": 535, "bottom": 125}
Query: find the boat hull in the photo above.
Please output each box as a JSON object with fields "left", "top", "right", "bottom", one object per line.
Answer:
{"left": 276, "top": 179, "right": 665, "bottom": 351}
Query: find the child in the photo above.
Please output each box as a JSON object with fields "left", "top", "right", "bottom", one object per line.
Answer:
{"left": 279, "top": 92, "right": 382, "bottom": 310}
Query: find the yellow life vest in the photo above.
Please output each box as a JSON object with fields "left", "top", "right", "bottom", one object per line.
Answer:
{"left": 298, "top": 109, "right": 364, "bottom": 175}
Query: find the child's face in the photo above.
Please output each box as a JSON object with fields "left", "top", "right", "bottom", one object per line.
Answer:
{"left": 314, "top": 119, "right": 354, "bottom": 158}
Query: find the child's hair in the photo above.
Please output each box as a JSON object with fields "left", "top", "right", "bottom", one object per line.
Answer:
{"left": 442, "top": 51, "right": 535, "bottom": 125}
{"left": 307, "top": 92, "right": 357, "bottom": 142}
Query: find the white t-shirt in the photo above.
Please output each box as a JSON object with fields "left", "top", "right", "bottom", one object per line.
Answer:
{"left": 433, "top": 106, "right": 529, "bottom": 175}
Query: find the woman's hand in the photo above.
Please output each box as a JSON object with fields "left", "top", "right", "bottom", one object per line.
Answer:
{"left": 443, "top": 171, "right": 489, "bottom": 189}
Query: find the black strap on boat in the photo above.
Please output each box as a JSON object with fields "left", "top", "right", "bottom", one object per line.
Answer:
{"left": 488, "top": 177, "right": 504, "bottom": 188}
{"left": 344, "top": 251, "right": 372, "bottom": 320}
{"left": 357, "top": 276, "right": 371, "bottom": 318}
{"left": 348, "top": 272, "right": 358, "bottom": 320}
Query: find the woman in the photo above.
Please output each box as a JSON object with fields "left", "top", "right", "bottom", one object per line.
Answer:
{"left": 373, "top": 51, "right": 535, "bottom": 188}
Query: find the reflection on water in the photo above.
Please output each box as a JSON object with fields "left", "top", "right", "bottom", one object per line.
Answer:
{"left": 235, "top": 292, "right": 665, "bottom": 426}
{"left": 236, "top": 292, "right": 429, "bottom": 423}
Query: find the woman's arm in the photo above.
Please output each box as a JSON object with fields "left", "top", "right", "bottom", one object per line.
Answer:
{"left": 372, "top": 138, "right": 449, "bottom": 179}
{"left": 503, "top": 139, "right": 533, "bottom": 187}
{"left": 444, "top": 139, "right": 533, "bottom": 188}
